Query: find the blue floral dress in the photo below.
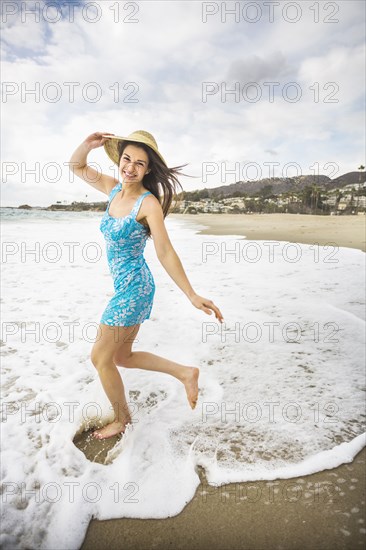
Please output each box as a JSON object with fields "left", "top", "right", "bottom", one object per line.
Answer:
{"left": 99, "top": 181, "right": 155, "bottom": 327}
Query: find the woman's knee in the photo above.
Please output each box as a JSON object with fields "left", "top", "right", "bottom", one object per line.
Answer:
{"left": 90, "top": 346, "right": 114, "bottom": 371}
{"left": 90, "top": 323, "right": 138, "bottom": 369}
{"left": 90, "top": 342, "right": 133, "bottom": 369}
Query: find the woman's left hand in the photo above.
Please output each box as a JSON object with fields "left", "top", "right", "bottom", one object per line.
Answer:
{"left": 190, "top": 294, "right": 224, "bottom": 324}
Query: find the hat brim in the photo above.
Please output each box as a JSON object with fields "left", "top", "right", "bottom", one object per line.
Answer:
{"left": 102, "top": 134, "right": 167, "bottom": 167}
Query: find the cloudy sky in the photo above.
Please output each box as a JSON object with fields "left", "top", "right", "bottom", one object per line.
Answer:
{"left": 1, "top": 0, "right": 365, "bottom": 206}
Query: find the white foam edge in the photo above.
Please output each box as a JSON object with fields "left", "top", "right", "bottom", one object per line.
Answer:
{"left": 194, "top": 432, "right": 366, "bottom": 485}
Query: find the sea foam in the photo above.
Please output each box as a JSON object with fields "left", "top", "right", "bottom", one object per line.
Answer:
{"left": 1, "top": 211, "right": 365, "bottom": 549}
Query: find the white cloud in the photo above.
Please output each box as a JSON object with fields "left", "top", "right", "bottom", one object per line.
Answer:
{"left": 227, "top": 50, "right": 292, "bottom": 83}
{"left": 1, "top": 0, "right": 365, "bottom": 206}
{"left": 298, "top": 44, "right": 365, "bottom": 106}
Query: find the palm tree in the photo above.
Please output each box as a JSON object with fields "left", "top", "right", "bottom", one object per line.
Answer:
{"left": 357, "top": 165, "right": 365, "bottom": 213}
{"left": 282, "top": 192, "right": 290, "bottom": 213}
{"left": 335, "top": 191, "right": 343, "bottom": 214}
{"left": 301, "top": 185, "right": 312, "bottom": 213}
{"left": 311, "top": 184, "right": 321, "bottom": 213}
{"left": 358, "top": 165, "right": 365, "bottom": 182}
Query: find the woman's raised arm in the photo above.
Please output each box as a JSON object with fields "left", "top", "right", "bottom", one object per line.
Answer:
{"left": 68, "top": 132, "right": 118, "bottom": 196}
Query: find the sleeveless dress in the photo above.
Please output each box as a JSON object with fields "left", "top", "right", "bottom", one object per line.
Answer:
{"left": 99, "top": 181, "right": 155, "bottom": 327}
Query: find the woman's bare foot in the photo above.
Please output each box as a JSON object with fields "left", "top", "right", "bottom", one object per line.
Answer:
{"left": 182, "top": 367, "right": 199, "bottom": 409}
{"left": 92, "top": 419, "right": 130, "bottom": 440}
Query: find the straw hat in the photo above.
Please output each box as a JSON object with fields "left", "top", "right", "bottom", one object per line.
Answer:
{"left": 102, "top": 130, "right": 167, "bottom": 167}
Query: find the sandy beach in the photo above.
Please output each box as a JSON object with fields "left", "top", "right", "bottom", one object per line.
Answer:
{"left": 80, "top": 214, "right": 365, "bottom": 550}
{"left": 81, "top": 449, "right": 366, "bottom": 550}
{"left": 172, "top": 213, "right": 366, "bottom": 253}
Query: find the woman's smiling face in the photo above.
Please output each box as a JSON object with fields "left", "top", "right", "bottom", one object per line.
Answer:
{"left": 119, "top": 144, "right": 150, "bottom": 184}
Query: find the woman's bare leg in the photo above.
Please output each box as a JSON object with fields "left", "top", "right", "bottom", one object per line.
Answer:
{"left": 113, "top": 349, "right": 199, "bottom": 410}
{"left": 90, "top": 324, "right": 138, "bottom": 439}
{"left": 92, "top": 359, "right": 132, "bottom": 438}
{"left": 90, "top": 323, "right": 199, "bottom": 439}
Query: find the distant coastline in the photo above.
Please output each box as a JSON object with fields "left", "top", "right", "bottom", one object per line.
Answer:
{"left": 1, "top": 202, "right": 365, "bottom": 216}
{"left": 7, "top": 202, "right": 108, "bottom": 212}
{"left": 2, "top": 169, "right": 365, "bottom": 215}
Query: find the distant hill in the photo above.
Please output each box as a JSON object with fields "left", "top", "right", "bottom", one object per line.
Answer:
{"left": 327, "top": 171, "right": 366, "bottom": 189}
{"left": 11, "top": 171, "right": 365, "bottom": 210}
{"left": 44, "top": 201, "right": 107, "bottom": 212}
{"left": 186, "top": 171, "right": 366, "bottom": 199}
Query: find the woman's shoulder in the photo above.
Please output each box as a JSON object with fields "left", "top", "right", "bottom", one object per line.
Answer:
{"left": 140, "top": 191, "right": 163, "bottom": 215}
{"left": 142, "top": 191, "right": 161, "bottom": 208}
{"left": 105, "top": 179, "right": 120, "bottom": 196}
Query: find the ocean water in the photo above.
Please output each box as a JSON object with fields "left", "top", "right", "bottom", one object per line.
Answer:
{"left": 1, "top": 208, "right": 365, "bottom": 549}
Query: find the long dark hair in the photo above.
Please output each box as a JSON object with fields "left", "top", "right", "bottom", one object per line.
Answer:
{"left": 118, "top": 140, "right": 190, "bottom": 238}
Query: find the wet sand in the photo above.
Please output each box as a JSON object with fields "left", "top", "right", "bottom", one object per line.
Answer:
{"left": 171, "top": 213, "right": 366, "bottom": 252}
{"left": 80, "top": 213, "right": 365, "bottom": 550}
{"left": 81, "top": 448, "right": 366, "bottom": 550}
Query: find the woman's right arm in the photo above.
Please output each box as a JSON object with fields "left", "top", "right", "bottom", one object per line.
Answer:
{"left": 68, "top": 132, "right": 118, "bottom": 196}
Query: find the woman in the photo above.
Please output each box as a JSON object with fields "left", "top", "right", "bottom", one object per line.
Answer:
{"left": 69, "top": 130, "right": 224, "bottom": 439}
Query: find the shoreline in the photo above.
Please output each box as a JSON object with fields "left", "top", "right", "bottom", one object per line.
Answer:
{"left": 81, "top": 448, "right": 366, "bottom": 550}
{"left": 171, "top": 213, "right": 366, "bottom": 253}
